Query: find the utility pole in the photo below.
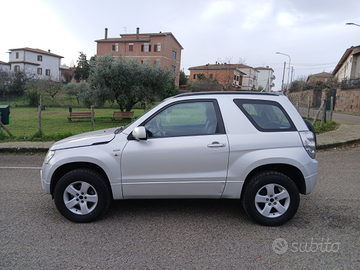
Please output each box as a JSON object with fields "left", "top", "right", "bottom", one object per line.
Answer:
{"left": 281, "top": 61, "right": 286, "bottom": 92}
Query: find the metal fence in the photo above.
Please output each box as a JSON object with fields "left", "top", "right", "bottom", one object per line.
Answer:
{"left": 341, "top": 79, "right": 360, "bottom": 90}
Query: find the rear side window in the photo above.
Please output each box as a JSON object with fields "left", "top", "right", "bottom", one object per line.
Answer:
{"left": 234, "top": 99, "right": 296, "bottom": 132}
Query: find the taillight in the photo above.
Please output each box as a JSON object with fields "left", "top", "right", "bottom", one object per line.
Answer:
{"left": 299, "top": 131, "right": 316, "bottom": 159}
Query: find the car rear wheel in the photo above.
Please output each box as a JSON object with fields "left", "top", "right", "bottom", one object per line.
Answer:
{"left": 54, "top": 169, "right": 111, "bottom": 223}
{"left": 242, "top": 171, "right": 299, "bottom": 226}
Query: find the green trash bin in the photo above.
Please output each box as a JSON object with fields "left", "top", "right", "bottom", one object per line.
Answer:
{"left": 0, "top": 105, "right": 10, "bottom": 125}
{"left": 69, "top": 107, "right": 72, "bottom": 113}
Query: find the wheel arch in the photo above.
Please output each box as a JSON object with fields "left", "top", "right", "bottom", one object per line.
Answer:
{"left": 242, "top": 163, "right": 306, "bottom": 196}
{"left": 50, "top": 162, "right": 112, "bottom": 199}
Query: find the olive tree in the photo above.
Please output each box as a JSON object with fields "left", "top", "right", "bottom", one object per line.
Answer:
{"left": 64, "top": 80, "right": 90, "bottom": 105}
{"left": 87, "top": 55, "right": 174, "bottom": 111}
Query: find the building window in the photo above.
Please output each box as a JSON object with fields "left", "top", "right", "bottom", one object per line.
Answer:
{"left": 37, "top": 68, "right": 42, "bottom": 75}
{"left": 171, "top": 65, "right": 176, "bottom": 73}
{"left": 210, "top": 74, "right": 213, "bottom": 79}
{"left": 46, "top": 69, "right": 50, "bottom": 76}
{"left": 16, "top": 52, "right": 19, "bottom": 59}
{"left": 172, "top": 51, "right": 177, "bottom": 59}
{"left": 129, "top": 43, "right": 134, "bottom": 52}
{"left": 112, "top": 43, "right": 118, "bottom": 52}
{"left": 142, "top": 43, "right": 151, "bottom": 52}
{"left": 14, "top": 65, "right": 20, "bottom": 72}
{"left": 37, "top": 55, "right": 43, "bottom": 61}
{"left": 155, "top": 59, "right": 160, "bottom": 65}
{"left": 154, "top": 43, "right": 161, "bottom": 52}
{"left": 193, "top": 74, "right": 198, "bottom": 79}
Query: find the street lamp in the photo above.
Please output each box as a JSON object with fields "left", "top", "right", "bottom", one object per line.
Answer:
{"left": 276, "top": 52, "right": 291, "bottom": 93}
{"left": 346, "top": 22, "right": 360, "bottom": 27}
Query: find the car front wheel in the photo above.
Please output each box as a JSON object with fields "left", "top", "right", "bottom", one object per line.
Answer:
{"left": 54, "top": 169, "right": 111, "bottom": 223}
{"left": 242, "top": 171, "right": 299, "bottom": 226}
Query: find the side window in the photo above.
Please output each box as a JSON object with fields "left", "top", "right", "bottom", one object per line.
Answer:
{"left": 234, "top": 99, "right": 296, "bottom": 131}
{"left": 144, "top": 101, "right": 220, "bottom": 138}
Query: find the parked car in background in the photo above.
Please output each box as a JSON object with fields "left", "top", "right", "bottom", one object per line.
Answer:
{"left": 41, "top": 92, "right": 318, "bottom": 226}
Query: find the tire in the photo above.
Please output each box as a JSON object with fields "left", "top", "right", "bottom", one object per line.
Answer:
{"left": 242, "top": 171, "right": 299, "bottom": 226}
{"left": 304, "top": 119, "right": 317, "bottom": 146}
{"left": 54, "top": 169, "right": 111, "bottom": 223}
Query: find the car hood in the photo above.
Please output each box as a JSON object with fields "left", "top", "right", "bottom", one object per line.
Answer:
{"left": 50, "top": 127, "right": 119, "bottom": 150}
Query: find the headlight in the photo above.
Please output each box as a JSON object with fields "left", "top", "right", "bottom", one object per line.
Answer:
{"left": 44, "top": 150, "right": 55, "bottom": 164}
{"left": 299, "top": 131, "right": 316, "bottom": 159}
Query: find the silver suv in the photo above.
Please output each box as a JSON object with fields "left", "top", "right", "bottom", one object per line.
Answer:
{"left": 41, "top": 92, "right": 318, "bottom": 226}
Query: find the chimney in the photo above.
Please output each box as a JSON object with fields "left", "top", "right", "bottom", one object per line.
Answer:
{"left": 48, "top": 49, "right": 51, "bottom": 53}
{"left": 105, "top": 28, "right": 108, "bottom": 40}
{"left": 136, "top": 27, "right": 139, "bottom": 40}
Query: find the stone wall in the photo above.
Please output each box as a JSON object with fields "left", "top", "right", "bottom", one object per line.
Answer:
{"left": 335, "top": 88, "right": 360, "bottom": 115}
{"left": 287, "top": 89, "right": 317, "bottom": 107}
{"left": 287, "top": 88, "right": 360, "bottom": 116}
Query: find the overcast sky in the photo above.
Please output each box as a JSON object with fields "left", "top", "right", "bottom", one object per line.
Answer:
{"left": 1, "top": 0, "right": 359, "bottom": 90}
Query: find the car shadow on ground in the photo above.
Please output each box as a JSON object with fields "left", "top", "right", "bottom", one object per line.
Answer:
{"left": 105, "top": 199, "right": 252, "bottom": 223}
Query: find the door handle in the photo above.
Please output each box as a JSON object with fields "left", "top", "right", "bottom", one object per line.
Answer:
{"left": 207, "top": 141, "right": 226, "bottom": 148}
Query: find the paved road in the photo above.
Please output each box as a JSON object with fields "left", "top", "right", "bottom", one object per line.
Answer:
{"left": 1, "top": 149, "right": 360, "bottom": 269}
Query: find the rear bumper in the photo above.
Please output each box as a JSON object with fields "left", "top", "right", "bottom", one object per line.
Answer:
{"left": 303, "top": 159, "right": 318, "bottom": 194}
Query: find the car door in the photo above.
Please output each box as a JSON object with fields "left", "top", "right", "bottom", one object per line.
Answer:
{"left": 121, "top": 99, "right": 229, "bottom": 199}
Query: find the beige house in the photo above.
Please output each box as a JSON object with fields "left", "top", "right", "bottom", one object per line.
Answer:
{"left": 332, "top": 45, "right": 360, "bottom": 82}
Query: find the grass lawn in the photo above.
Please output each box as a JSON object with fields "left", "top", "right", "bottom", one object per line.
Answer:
{"left": 0, "top": 107, "right": 147, "bottom": 142}
{"left": 0, "top": 88, "right": 339, "bottom": 142}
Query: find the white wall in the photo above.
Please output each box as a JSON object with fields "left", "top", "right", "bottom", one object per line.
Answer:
{"left": 257, "top": 69, "right": 275, "bottom": 92}
{"left": 239, "top": 67, "right": 258, "bottom": 90}
{"left": 9, "top": 49, "right": 62, "bottom": 81}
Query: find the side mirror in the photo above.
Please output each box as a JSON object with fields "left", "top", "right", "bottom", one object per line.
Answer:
{"left": 132, "top": 126, "right": 147, "bottom": 141}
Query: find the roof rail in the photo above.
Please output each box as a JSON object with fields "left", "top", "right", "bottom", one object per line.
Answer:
{"left": 174, "top": 91, "right": 279, "bottom": 98}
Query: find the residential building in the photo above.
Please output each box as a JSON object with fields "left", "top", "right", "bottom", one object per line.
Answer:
{"left": 95, "top": 27, "right": 183, "bottom": 86}
{"left": 306, "top": 72, "right": 333, "bottom": 83}
{"left": 256, "top": 66, "right": 275, "bottom": 92}
{"left": 8, "top": 47, "right": 63, "bottom": 81}
{"left": 238, "top": 64, "right": 259, "bottom": 90}
{"left": 0, "top": 61, "right": 10, "bottom": 72}
{"left": 332, "top": 45, "right": 360, "bottom": 82}
{"left": 188, "top": 63, "right": 246, "bottom": 90}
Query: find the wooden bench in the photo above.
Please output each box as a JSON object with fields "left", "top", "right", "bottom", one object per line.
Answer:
{"left": 111, "top": 111, "right": 135, "bottom": 121}
{"left": 68, "top": 112, "right": 93, "bottom": 122}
